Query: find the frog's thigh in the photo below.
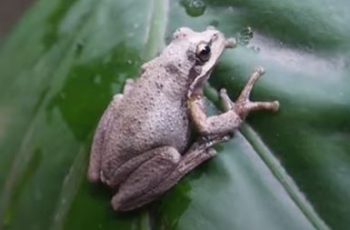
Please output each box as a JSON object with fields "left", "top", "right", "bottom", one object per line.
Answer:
{"left": 111, "top": 146, "right": 181, "bottom": 211}
{"left": 88, "top": 94, "right": 123, "bottom": 182}
{"left": 88, "top": 79, "right": 135, "bottom": 182}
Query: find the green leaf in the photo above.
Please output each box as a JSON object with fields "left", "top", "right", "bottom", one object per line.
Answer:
{"left": 1, "top": 0, "right": 349, "bottom": 230}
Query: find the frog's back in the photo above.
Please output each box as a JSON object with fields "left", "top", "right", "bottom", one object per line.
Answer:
{"left": 101, "top": 64, "right": 192, "bottom": 174}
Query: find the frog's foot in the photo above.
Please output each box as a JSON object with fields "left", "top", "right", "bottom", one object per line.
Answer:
{"left": 220, "top": 67, "right": 279, "bottom": 119}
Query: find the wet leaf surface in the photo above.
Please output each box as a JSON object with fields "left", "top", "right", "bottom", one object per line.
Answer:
{"left": 0, "top": 0, "right": 349, "bottom": 229}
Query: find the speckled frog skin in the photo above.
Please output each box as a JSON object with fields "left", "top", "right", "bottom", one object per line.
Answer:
{"left": 88, "top": 27, "right": 279, "bottom": 211}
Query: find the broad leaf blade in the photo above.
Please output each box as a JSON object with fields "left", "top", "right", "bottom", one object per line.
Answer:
{"left": 1, "top": 0, "right": 350, "bottom": 230}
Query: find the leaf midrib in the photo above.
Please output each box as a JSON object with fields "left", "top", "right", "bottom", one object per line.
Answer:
{"left": 240, "top": 124, "right": 330, "bottom": 230}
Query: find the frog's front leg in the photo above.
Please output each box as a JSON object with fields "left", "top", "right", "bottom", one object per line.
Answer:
{"left": 232, "top": 67, "right": 279, "bottom": 118}
{"left": 189, "top": 67, "right": 279, "bottom": 137}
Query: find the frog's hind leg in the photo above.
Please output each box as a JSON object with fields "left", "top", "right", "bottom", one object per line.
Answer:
{"left": 88, "top": 95, "right": 122, "bottom": 182}
{"left": 112, "top": 138, "right": 227, "bottom": 211}
{"left": 111, "top": 146, "right": 181, "bottom": 211}
{"left": 88, "top": 79, "right": 135, "bottom": 182}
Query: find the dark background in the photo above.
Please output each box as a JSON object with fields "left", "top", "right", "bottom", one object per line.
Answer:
{"left": 0, "top": 0, "right": 34, "bottom": 39}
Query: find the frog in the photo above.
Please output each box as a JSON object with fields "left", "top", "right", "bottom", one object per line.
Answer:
{"left": 87, "top": 27, "right": 279, "bottom": 211}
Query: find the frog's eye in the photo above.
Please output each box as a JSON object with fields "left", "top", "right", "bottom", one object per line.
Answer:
{"left": 196, "top": 43, "right": 211, "bottom": 62}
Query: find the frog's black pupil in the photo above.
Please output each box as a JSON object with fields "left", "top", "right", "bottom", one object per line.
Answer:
{"left": 200, "top": 46, "right": 210, "bottom": 55}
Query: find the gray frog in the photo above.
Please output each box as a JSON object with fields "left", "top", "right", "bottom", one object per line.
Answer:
{"left": 88, "top": 27, "right": 279, "bottom": 211}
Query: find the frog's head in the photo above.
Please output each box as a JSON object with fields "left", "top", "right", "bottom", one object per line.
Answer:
{"left": 171, "top": 27, "right": 236, "bottom": 98}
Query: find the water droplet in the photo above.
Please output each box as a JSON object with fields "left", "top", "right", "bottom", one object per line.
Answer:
{"left": 127, "top": 59, "right": 133, "bottom": 65}
{"left": 236, "top": 26, "right": 254, "bottom": 46}
{"left": 181, "top": 0, "right": 206, "bottom": 17}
